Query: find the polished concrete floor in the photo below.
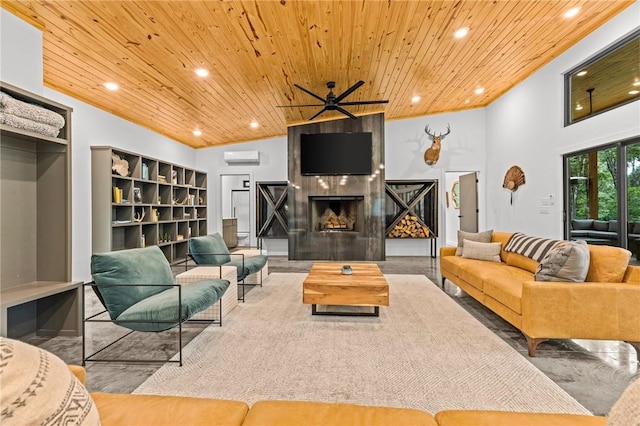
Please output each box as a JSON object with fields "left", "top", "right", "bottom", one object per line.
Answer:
{"left": 28, "top": 256, "right": 638, "bottom": 416}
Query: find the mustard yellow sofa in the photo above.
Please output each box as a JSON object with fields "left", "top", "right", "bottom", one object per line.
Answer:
{"left": 69, "top": 365, "right": 607, "bottom": 426}
{"left": 440, "top": 231, "right": 640, "bottom": 359}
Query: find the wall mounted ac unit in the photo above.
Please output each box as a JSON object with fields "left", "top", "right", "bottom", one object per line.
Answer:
{"left": 223, "top": 150, "right": 260, "bottom": 164}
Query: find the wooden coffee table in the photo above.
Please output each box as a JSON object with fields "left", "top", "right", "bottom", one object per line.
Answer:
{"left": 302, "top": 263, "right": 389, "bottom": 316}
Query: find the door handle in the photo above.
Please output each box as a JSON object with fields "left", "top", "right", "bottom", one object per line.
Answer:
{"left": 233, "top": 207, "right": 237, "bottom": 217}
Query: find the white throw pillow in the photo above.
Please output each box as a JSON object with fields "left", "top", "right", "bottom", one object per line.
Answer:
{"left": 0, "top": 337, "right": 100, "bottom": 426}
{"left": 455, "top": 230, "right": 493, "bottom": 256}
{"left": 534, "top": 240, "right": 590, "bottom": 282}
{"left": 461, "top": 239, "right": 502, "bottom": 262}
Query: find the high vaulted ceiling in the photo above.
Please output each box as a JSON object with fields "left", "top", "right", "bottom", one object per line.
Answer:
{"left": 2, "top": 1, "right": 633, "bottom": 149}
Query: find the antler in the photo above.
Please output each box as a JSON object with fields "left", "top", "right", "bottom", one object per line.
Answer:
{"left": 424, "top": 125, "right": 436, "bottom": 139}
{"left": 440, "top": 124, "right": 451, "bottom": 139}
{"left": 424, "top": 124, "right": 451, "bottom": 140}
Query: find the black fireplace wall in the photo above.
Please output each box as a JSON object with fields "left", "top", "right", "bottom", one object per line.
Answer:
{"left": 287, "top": 113, "right": 385, "bottom": 261}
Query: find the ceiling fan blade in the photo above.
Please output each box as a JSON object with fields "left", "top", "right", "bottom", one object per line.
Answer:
{"left": 308, "top": 107, "right": 328, "bottom": 121}
{"left": 336, "top": 106, "right": 358, "bottom": 120}
{"left": 294, "top": 84, "right": 327, "bottom": 103}
{"left": 334, "top": 80, "right": 365, "bottom": 103}
{"left": 276, "top": 104, "right": 324, "bottom": 108}
{"left": 339, "top": 100, "right": 389, "bottom": 106}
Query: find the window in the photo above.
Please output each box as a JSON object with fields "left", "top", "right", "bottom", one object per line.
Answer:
{"left": 564, "top": 138, "right": 640, "bottom": 265}
{"left": 564, "top": 28, "right": 640, "bottom": 125}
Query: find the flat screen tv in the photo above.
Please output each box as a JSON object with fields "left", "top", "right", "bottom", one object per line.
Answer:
{"left": 300, "top": 132, "right": 373, "bottom": 175}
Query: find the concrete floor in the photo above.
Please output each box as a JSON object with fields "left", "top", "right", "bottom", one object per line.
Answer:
{"left": 28, "top": 256, "right": 639, "bottom": 416}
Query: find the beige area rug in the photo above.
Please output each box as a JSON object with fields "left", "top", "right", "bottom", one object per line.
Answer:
{"left": 134, "top": 273, "right": 590, "bottom": 415}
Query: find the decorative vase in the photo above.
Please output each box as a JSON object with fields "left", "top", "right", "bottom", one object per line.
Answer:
{"left": 341, "top": 265, "right": 352, "bottom": 275}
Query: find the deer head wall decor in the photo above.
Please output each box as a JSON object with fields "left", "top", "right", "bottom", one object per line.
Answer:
{"left": 423, "top": 124, "right": 451, "bottom": 165}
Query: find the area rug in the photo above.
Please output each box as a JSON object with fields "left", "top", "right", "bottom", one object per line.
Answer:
{"left": 134, "top": 273, "right": 590, "bottom": 415}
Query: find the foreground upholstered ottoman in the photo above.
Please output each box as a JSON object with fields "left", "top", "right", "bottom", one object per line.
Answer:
{"left": 176, "top": 265, "right": 238, "bottom": 321}
{"left": 233, "top": 248, "right": 269, "bottom": 285}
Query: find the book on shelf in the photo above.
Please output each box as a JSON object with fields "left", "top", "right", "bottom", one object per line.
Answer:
{"left": 113, "top": 186, "right": 123, "bottom": 204}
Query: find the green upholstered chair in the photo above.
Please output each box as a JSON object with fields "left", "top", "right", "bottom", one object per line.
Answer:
{"left": 85, "top": 246, "right": 230, "bottom": 365}
{"left": 189, "top": 233, "right": 268, "bottom": 301}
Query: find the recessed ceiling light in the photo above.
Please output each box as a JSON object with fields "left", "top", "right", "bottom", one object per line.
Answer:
{"left": 464, "top": 99, "right": 470, "bottom": 104}
{"left": 104, "top": 82, "right": 119, "bottom": 91}
{"left": 575, "top": 103, "right": 583, "bottom": 111}
{"left": 411, "top": 95, "right": 421, "bottom": 103}
{"left": 629, "top": 90, "right": 640, "bottom": 95}
{"left": 564, "top": 7, "right": 580, "bottom": 18}
{"left": 193, "top": 129, "right": 202, "bottom": 136}
{"left": 474, "top": 87, "right": 484, "bottom": 95}
{"left": 576, "top": 70, "right": 588, "bottom": 77}
{"left": 195, "top": 68, "right": 209, "bottom": 77}
{"left": 250, "top": 121, "right": 259, "bottom": 129}
{"left": 454, "top": 27, "right": 469, "bottom": 39}
{"left": 633, "top": 80, "right": 640, "bottom": 87}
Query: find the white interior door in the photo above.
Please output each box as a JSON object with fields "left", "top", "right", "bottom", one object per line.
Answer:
{"left": 232, "top": 189, "right": 250, "bottom": 234}
{"left": 221, "top": 174, "right": 251, "bottom": 246}
{"left": 459, "top": 172, "right": 479, "bottom": 232}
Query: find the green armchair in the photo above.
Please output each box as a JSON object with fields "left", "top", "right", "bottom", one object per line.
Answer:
{"left": 189, "top": 233, "right": 268, "bottom": 301}
{"left": 85, "top": 246, "right": 230, "bottom": 365}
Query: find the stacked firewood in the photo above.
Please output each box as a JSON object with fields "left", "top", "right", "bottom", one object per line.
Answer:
{"left": 388, "top": 215, "right": 430, "bottom": 238}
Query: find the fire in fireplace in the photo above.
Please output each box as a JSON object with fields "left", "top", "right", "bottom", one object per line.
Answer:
{"left": 309, "top": 196, "right": 364, "bottom": 232}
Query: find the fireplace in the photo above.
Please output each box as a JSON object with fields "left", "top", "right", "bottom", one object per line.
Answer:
{"left": 309, "top": 196, "right": 364, "bottom": 232}
{"left": 288, "top": 113, "right": 385, "bottom": 261}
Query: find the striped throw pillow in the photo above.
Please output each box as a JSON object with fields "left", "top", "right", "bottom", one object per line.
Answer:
{"left": 503, "top": 232, "right": 561, "bottom": 262}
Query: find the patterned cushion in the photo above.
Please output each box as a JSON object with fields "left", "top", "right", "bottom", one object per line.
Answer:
{"left": 503, "top": 233, "right": 561, "bottom": 262}
{"left": 455, "top": 230, "right": 493, "bottom": 256}
{"left": 0, "top": 337, "right": 100, "bottom": 425}
{"left": 461, "top": 240, "right": 502, "bottom": 262}
{"left": 535, "top": 240, "right": 590, "bottom": 282}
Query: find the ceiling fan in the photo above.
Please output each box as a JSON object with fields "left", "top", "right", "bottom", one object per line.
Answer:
{"left": 278, "top": 80, "right": 389, "bottom": 121}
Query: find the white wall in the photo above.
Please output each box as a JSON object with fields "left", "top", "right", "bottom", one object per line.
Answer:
{"left": 384, "top": 109, "right": 487, "bottom": 255}
{"left": 196, "top": 137, "right": 289, "bottom": 254}
{"left": 485, "top": 2, "right": 640, "bottom": 238}
{"left": 0, "top": 10, "right": 42, "bottom": 93}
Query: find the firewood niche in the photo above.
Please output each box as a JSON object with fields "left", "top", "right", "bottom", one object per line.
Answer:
{"left": 385, "top": 180, "right": 438, "bottom": 239}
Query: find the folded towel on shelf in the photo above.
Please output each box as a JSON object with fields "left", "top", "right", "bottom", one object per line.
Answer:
{"left": 0, "top": 91, "right": 65, "bottom": 129}
{"left": 0, "top": 112, "right": 61, "bottom": 137}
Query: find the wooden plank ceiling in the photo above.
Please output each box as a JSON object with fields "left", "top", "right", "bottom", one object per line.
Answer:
{"left": 2, "top": 1, "right": 633, "bottom": 148}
